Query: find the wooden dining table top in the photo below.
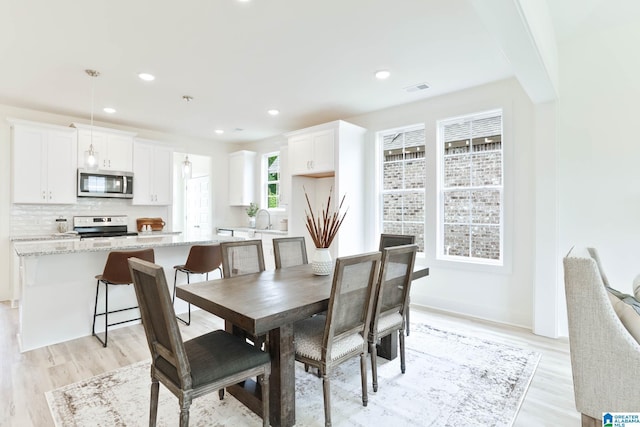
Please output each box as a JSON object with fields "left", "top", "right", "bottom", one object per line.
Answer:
{"left": 176, "top": 263, "right": 333, "bottom": 335}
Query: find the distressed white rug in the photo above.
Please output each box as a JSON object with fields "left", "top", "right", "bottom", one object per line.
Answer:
{"left": 46, "top": 324, "right": 540, "bottom": 427}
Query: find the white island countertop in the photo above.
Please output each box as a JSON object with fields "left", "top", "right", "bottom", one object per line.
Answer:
{"left": 13, "top": 233, "right": 240, "bottom": 257}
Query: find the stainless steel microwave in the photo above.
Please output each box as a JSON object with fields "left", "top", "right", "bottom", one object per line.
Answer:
{"left": 77, "top": 169, "right": 134, "bottom": 198}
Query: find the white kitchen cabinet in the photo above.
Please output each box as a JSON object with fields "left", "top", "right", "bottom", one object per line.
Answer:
{"left": 229, "top": 150, "right": 256, "bottom": 206}
{"left": 72, "top": 123, "right": 135, "bottom": 172}
{"left": 286, "top": 120, "right": 367, "bottom": 258}
{"left": 288, "top": 128, "right": 335, "bottom": 176}
{"left": 132, "top": 139, "right": 173, "bottom": 205}
{"left": 10, "top": 119, "right": 78, "bottom": 204}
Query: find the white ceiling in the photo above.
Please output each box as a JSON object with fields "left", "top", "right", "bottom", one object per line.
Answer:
{"left": 0, "top": 0, "right": 515, "bottom": 143}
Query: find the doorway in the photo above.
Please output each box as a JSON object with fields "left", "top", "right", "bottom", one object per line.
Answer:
{"left": 173, "top": 153, "right": 212, "bottom": 236}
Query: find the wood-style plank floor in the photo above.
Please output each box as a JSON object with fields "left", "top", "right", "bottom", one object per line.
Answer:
{"left": 0, "top": 301, "right": 580, "bottom": 426}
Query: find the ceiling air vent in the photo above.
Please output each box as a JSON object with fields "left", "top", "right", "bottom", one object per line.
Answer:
{"left": 404, "top": 82, "right": 430, "bottom": 93}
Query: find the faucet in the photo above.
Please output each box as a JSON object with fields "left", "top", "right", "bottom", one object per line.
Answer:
{"left": 256, "top": 209, "right": 271, "bottom": 230}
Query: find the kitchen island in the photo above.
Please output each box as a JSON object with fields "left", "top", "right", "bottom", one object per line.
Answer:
{"left": 13, "top": 233, "right": 239, "bottom": 352}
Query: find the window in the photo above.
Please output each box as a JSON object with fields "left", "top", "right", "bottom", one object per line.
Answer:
{"left": 437, "top": 110, "right": 503, "bottom": 264}
{"left": 263, "top": 152, "right": 281, "bottom": 209}
{"left": 379, "top": 125, "right": 425, "bottom": 252}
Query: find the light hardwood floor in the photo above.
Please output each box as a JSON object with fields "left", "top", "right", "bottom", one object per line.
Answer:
{"left": 0, "top": 301, "right": 580, "bottom": 426}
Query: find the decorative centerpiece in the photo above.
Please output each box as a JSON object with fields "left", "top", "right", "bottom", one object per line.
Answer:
{"left": 246, "top": 202, "right": 258, "bottom": 228}
{"left": 304, "top": 187, "right": 348, "bottom": 275}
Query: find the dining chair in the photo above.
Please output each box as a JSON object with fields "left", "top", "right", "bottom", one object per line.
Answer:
{"left": 220, "top": 239, "right": 266, "bottom": 278}
{"left": 220, "top": 239, "right": 267, "bottom": 350}
{"left": 172, "top": 244, "right": 223, "bottom": 326}
{"left": 128, "top": 257, "right": 271, "bottom": 427}
{"left": 378, "top": 233, "right": 416, "bottom": 336}
{"left": 273, "top": 236, "right": 308, "bottom": 269}
{"left": 294, "top": 251, "right": 381, "bottom": 427}
{"left": 92, "top": 248, "right": 155, "bottom": 347}
{"left": 369, "top": 243, "right": 418, "bottom": 392}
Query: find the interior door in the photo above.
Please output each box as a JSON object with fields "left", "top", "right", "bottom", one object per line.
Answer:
{"left": 185, "top": 176, "right": 210, "bottom": 236}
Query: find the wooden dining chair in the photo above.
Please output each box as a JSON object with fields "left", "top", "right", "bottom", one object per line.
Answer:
{"left": 220, "top": 239, "right": 267, "bottom": 350}
{"left": 128, "top": 257, "right": 271, "bottom": 427}
{"left": 369, "top": 243, "right": 418, "bottom": 392}
{"left": 294, "top": 251, "right": 381, "bottom": 427}
{"left": 220, "top": 240, "right": 265, "bottom": 278}
{"left": 273, "top": 236, "right": 308, "bottom": 269}
{"left": 379, "top": 233, "right": 416, "bottom": 335}
{"left": 172, "top": 244, "right": 223, "bottom": 326}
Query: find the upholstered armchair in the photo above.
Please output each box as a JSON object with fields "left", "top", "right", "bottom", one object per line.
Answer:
{"left": 563, "top": 246, "right": 640, "bottom": 427}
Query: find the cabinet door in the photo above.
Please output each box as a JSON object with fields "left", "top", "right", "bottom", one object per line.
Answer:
{"left": 152, "top": 146, "right": 173, "bottom": 205}
{"left": 311, "top": 129, "right": 335, "bottom": 173}
{"left": 46, "top": 129, "right": 77, "bottom": 204}
{"left": 132, "top": 142, "right": 153, "bottom": 205}
{"left": 12, "top": 126, "right": 46, "bottom": 203}
{"left": 288, "top": 134, "right": 313, "bottom": 175}
{"left": 228, "top": 151, "right": 255, "bottom": 206}
{"left": 106, "top": 134, "right": 133, "bottom": 172}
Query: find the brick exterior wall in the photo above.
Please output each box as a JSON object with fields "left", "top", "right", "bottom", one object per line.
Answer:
{"left": 441, "top": 113, "right": 502, "bottom": 261}
{"left": 381, "top": 128, "right": 425, "bottom": 251}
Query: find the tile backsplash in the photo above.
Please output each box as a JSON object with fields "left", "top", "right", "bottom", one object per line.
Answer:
{"left": 10, "top": 198, "right": 169, "bottom": 236}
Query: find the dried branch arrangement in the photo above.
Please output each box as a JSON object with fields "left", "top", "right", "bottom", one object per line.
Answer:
{"left": 304, "top": 186, "right": 348, "bottom": 248}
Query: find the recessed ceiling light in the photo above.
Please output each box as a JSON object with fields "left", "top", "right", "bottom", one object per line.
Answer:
{"left": 103, "top": 107, "right": 116, "bottom": 114}
{"left": 138, "top": 73, "right": 155, "bottom": 81}
{"left": 375, "top": 70, "right": 391, "bottom": 80}
{"left": 268, "top": 109, "right": 280, "bottom": 116}
{"left": 215, "top": 129, "right": 224, "bottom": 135}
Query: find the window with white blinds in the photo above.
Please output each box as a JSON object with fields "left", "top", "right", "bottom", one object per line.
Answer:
{"left": 379, "top": 125, "right": 425, "bottom": 252}
{"left": 438, "top": 110, "right": 503, "bottom": 264}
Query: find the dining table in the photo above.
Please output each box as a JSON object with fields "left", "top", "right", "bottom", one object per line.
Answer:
{"left": 176, "top": 262, "right": 429, "bottom": 427}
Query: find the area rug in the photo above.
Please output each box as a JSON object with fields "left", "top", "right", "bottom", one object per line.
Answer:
{"left": 46, "top": 324, "right": 540, "bottom": 427}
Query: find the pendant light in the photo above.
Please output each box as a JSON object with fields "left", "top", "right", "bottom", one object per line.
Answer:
{"left": 84, "top": 69, "right": 100, "bottom": 170}
{"left": 182, "top": 155, "right": 192, "bottom": 179}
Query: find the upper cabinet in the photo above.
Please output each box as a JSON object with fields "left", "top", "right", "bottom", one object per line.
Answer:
{"left": 10, "top": 119, "right": 78, "bottom": 204}
{"left": 132, "top": 139, "right": 173, "bottom": 206}
{"left": 286, "top": 120, "right": 367, "bottom": 258}
{"left": 288, "top": 128, "right": 335, "bottom": 177}
{"left": 228, "top": 150, "right": 256, "bottom": 206}
{"left": 72, "top": 123, "right": 135, "bottom": 172}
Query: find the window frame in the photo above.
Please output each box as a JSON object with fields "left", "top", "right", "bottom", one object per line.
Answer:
{"left": 436, "top": 109, "right": 504, "bottom": 266}
{"left": 261, "top": 151, "right": 284, "bottom": 211}
{"left": 376, "top": 123, "right": 426, "bottom": 254}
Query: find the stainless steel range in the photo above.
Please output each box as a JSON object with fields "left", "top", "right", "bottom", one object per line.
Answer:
{"left": 73, "top": 215, "right": 138, "bottom": 239}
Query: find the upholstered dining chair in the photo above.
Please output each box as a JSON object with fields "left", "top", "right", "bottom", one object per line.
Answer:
{"left": 273, "top": 236, "right": 308, "bottom": 269}
{"left": 563, "top": 246, "right": 640, "bottom": 426}
{"left": 128, "top": 257, "right": 271, "bottom": 427}
{"left": 92, "top": 248, "right": 155, "bottom": 347}
{"left": 369, "top": 243, "right": 418, "bottom": 392}
{"left": 220, "top": 239, "right": 267, "bottom": 349}
{"left": 294, "top": 251, "right": 381, "bottom": 427}
{"left": 172, "top": 244, "right": 223, "bottom": 326}
{"left": 220, "top": 240, "right": 265, "bottom": 278}
{"left": 379, "top": 233, "right": 416, "bottom": 336}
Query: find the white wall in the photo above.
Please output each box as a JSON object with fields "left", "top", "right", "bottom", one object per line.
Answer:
{"left": 348, "top": 78, "right": 536, "bottom": 328}
{"left": 557, "top": 18, "right": 640, "bottom": 316}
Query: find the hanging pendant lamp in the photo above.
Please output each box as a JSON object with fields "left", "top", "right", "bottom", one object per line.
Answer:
{"left": 84, "top": 69, "right": 100, "bottom": 170}
{"left": 182, "top": 155, "right": 192, "bottom": 179}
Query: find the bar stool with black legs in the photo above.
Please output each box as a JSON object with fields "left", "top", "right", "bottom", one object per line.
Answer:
{"left": 92, "top": 248, "right": 155, "bottom": 347}
{"left": 172, "top": 244, "right": 223, "bottom": 325}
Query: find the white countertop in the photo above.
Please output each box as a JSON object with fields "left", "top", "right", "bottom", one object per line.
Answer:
{"left": 13, "top": 233, "right": 240, "bottom": 257}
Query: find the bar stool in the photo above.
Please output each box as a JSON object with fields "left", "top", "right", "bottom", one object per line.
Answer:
{"left": 172, "top": 244, "right": 223, "bottom": 325}
{"left": 92, "top": 248, "right": 155, "bottom": 347}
